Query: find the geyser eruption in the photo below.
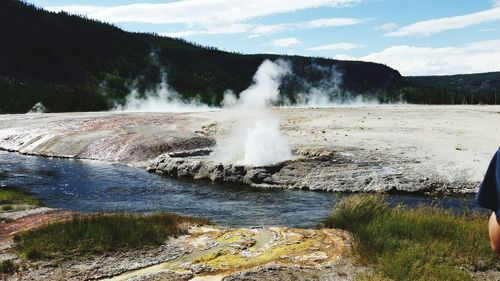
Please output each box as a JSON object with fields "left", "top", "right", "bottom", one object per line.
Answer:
{"left": 212, "top": 59, "right": 293, "bottom": 166}
{"left": 243, "top": 120, "right": 292, "bottom": 166}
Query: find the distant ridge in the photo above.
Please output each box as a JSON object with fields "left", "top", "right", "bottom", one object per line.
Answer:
{"left": 408, "top": 72, "right": 500, "bottom": 94}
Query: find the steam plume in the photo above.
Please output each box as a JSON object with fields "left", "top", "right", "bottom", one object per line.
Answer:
{"left": 113, "top": 74, "right": 214, "bottom": 112}
{"left": 28, "top": 102, "right": 47, "bottom": 113}
{"left": 113, "top": 51, "right": 214, "bottom": 113}
{"left": 212, "top": 59, "right": 293, "bottom": 166}
{"left": 285, "top": 64, "right": 405, "bottom": 107}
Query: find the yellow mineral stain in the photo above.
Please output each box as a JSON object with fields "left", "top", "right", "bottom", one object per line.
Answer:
{"left": 189, "top": 275, "right": 224, "bottom": 281}
{"left": 103, "top": 227, "right": 349, "bottom": 281}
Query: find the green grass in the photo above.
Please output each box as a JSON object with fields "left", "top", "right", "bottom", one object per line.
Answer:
{"left": 323, "top": 195, "right": 499, "bottom": 281}
{"left": 14, "top": 212, "right": 210, "bottom": 260}
{"left": 0, "top": 187, "right": 39, "bottom": 206}
{"left": 1, "top": 204, "right": 13, "bottom": 211}
{"left": 0, "top": 260, "right": 18, "bottom": 274}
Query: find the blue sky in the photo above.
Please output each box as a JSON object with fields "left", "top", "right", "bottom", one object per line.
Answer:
{"left": 27, "top": 0, "right": 500, "bottom": 75}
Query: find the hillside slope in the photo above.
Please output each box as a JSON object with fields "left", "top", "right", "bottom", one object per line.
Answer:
{"left": 406, "top": 72, "right": 500, "bottom": 104}
{"left": 0, "top": 0, "right": 405, "bottom": 113}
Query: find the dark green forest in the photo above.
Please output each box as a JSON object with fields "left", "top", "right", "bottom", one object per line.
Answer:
{"left": 0, "top": 0, "right": 499, "bottom": 113}
{"left": 406, "top": 73, "right": 500, "bottom": 104}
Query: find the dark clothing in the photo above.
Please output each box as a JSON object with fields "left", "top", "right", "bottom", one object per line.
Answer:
{"left": 477, "top": 148, "right": 500, "bottom": 222}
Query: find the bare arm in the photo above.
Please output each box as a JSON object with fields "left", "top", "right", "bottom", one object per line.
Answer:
{"left": 489, "top": 212, "right": 500, "bottom": 254}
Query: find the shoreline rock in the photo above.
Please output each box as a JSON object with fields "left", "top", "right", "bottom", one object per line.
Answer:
{"left": 148, "top": 147, "right": 479, "bottom": 194}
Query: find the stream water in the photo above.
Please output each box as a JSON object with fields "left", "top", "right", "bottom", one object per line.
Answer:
{"left": 0, "top": 150, "right": 483, "bottom": 228}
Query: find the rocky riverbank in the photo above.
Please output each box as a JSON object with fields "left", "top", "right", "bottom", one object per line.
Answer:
{"left": 147, "top": 146, "right": 476, "bottom": 193}
{"left": 1, "top": 105, "right": 499, "bottom": 193}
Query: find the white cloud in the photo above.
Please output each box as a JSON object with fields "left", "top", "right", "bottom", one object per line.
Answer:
{"left": 271, "top": 38, "right": 303, "bottom": 47}
{"left": 160, "top": 30, "right": 203, "bottom": 38}
{"left": 305, "top": 18, "right": 363, "bottom": 28}
{"left": 334, "top": 40, "right": 500, "bottom": 75}
{"left": 249, "top": 17, "right": 364, "bottom": 37}
{"left": 250, "top": 24, "right": 291, "bottom": 37}
{"left": 308, "top": 42, "right": 364, "bottom": 51}
{"left": 47, "top": 0, "right": 363, "bottom": 37}
{"left": 47, "top": 0, "right": 360, "bottom": 25}
{"left": 386, "top": 6, "right": 500, "bottom": 37}
{"left": 494, "top": 0, "right": 500, "bottom": 7}
{"left": 333, "top": 54, "right": 354, "bottom": 60}
{"left": 161, "top": 24, "right": 251, "bottom": 37}
{"left": 50, "top": 4, "right": 101, "bottom": 15}
{"left": 375, "top": 22, "right": 398, "bottom": 32}
{"left": 163, "top": 17, "right": 364, "bottom": 38}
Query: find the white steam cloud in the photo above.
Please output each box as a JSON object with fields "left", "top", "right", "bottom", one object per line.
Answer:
{"left": 287, "top": 65, "right": 404, "bottom": 108}
{"left": 113, "top": 50, "right": 401, "bottom": 113}
{"left": 212, "top": 59, "right": 293, "bottom": 166}
{"left": 28, "top": 102, "right": 48, "bottom": 114}
{"left": 113, "top": 59, "right": 214, "bottom": 113}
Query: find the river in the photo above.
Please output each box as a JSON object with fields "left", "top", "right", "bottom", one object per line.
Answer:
{"left": 0, "top": 150, "right": 483, "bottom": 228}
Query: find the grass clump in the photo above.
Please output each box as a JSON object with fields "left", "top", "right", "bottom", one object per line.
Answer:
{"left": 1, "top": 204, "right": 13, "bottom": 211}
{"left": 323, "top": 194, "right": 499, "bottom": 281}
{"left": 14, "top": 212, "right": 210, "bottom": 260}
{"left": 0, "top": 187, "right": 39, "bottom": 206}
{"left": 0, "top": 260, "right": 19, "bottom": 274}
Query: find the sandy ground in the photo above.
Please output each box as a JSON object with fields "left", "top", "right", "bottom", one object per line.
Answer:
{"left": 278, "top": 105, "right": 500, "bottom": 183}
{"left": 0, "top": 105, "right": 499, "bottom": 192}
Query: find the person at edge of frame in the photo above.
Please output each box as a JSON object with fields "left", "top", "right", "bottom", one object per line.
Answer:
{"left": 477, "top": 146, "right": 500, "bottom": 253}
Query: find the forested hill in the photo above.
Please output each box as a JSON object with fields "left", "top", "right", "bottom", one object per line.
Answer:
{"left": 0, "top": 0, "right": 407, "bottom": 113}
{"left": 0, "top": 0, "right": 498, "bottom": 113}
{"left": 406, "top": 72, "right": 500, "bottom": 104}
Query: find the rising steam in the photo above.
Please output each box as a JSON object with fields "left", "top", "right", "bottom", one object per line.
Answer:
{"left": 113, "top": 53, "right": 402, "bottom": 113}
{"left": 113, "top": 74, "right": 213, "bottom": 112}
{"left": 28, "top": 102, "right": 48, "bottom": 113}
{"left": 113, "top": 50, "right": 213, "bottom": 113}
{"left": 212, "top": 60, "right": 293, "bottom": 166}
{"left": 285, "top": 64, "right": 404, "bottom": 108}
